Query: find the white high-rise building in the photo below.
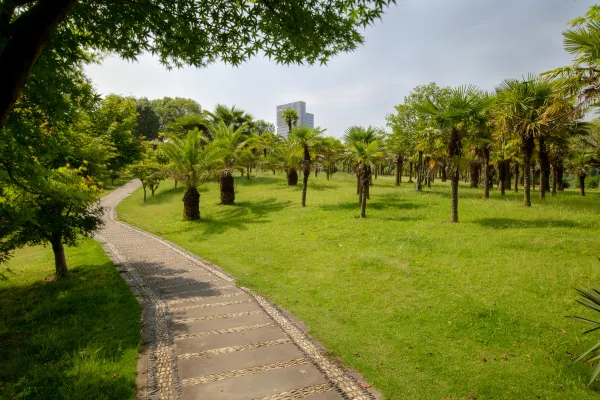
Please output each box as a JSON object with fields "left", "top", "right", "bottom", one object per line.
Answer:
{"left": 276, "top": 101, "right": 315, "bottom": 137}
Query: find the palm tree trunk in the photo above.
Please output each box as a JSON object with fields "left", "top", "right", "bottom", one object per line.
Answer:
{"left": 538, "top": 136, "right": 549, "bottom": 200}
{"left": 482, "top": 146, "right": 490, "bottom": 199}
{"left": 557, "top": 162, "right": 565, "bottom": 191}
{"left": 415, "top": 151, "right": 423, "bottom": 191}
{"left": 579, "top": 174, "right": 586, "bottom": 196}
{"left": 301, "top": 144, "right": 310, "bottom": 207}
{"left": 219, "top": 172, "right": 235, "bottom": 205}
{"left": 50, "top": 233, "right": 69, "bottom": 278}
{"left": 513, "top": 162, "right": 519, "bottom": 193}
{"left": 522, "top": 141, "right": 533, "bottom": 207}
{"left": 183, "top": 187, "right": 200, "bottom": 220}
{"left": 360, "top": 165, "right": 370, "bottom": 218}
{"left": 287, "top": 169, "right": 298, "bottom": 185}
{"left": 451, "top": 169, "right": 459, "bottom": 223}
{"left": 469, "top": 161, "right": 479, "bottom": 188}
{"left": 497, "top": 160, "right": 506, "bottom": 196}
{"left": 551, "top": 167, "right": 557, "bottom": 196}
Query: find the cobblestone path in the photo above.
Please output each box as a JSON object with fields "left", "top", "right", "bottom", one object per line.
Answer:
{"left": 96, "top": 180, "right": 373, "bottom": 400}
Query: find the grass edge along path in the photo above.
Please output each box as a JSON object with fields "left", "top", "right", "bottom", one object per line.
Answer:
{"left": 117, "top": 172, "right": 600, "bottom": 399}
{"left": 0, "top": 239, "right": 141, "bottom": 400}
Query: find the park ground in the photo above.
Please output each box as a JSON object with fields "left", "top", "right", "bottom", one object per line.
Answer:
{"left": 0, "top": 240, "right": 140, "bottom": 399}
{"left": 117, "top": 171, "right": 600, "bottom": 400}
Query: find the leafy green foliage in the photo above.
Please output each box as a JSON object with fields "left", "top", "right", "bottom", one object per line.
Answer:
{"left": 134, "top": 97, "right": 160, "bottom": 140}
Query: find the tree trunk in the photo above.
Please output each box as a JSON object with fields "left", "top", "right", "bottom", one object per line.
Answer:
{"left": 580, "top": 174, "right": 586, "bottom": 196}
{"left": 287, "top": 169, "right": 298, "bottom": 185}
{"left": 522, "top": 136, "right": 534, "bottom": 207}
{"left": 219, "top": 172, "right": 235, "bottom": 205}
{"left": 415, "top": 151, "right": 423, "bottom": 191}
{"left": 51, "top": 233, "right": 68, "bottom": 278}
{"left": 538, "top": 136, "right": 549, "bottom": 200}
{"left": 451, "top": 169, "right": 459, "bottom": 223}
{"left": 557, "top": 162, "right": 565, "bottom": 191}
{"left": 482, "top": 146, "right": 490, "bottom": 199}
{"left": 408, "top": 162, "right": 414, "bottom": 183}
{"left": 143, "top": 185, "right": 147, "bottom": 203}
{"left": 513, "top": 162, "right": 519, "bottom": 193}
{"left": 360, "top": 165, "right": 370, "bottom": 218}
{"left": 469, "top": 161, "right": 480, "bottom": 188}
{"left": 0, "top": 0, "right": 79, "bottom": 128}
{"left": 441, "top": 160, "right": 447, "bottom": 182}
{"left": 315, "top": 168, "right": 318, "bottom": 178}
{"left": 552, "top": 167, "right": 557, "bottom": 196}
{"left": 395, "top": 155, "right": 401, "bottom": 186}
{"left": 273, "top": 168, "right": 276, "bottom": 175}
{"left": 497, "top": 160, "right": 508, "bottom": 196}
{"left": 326, "top": 167, "right": 330, "bottom": 180}
{"left": 183, "top": 187, "right": 200, "bottom": 220}
{"left": 301, "top": 144, "right": 310, "bottom": 207}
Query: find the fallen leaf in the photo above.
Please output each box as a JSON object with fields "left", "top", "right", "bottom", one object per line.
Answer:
{"left": 360, "top": 383, "right": 371, "bottom": 389}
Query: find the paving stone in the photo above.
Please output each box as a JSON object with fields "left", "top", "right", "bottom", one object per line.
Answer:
{"left": 180, "top": 363, "right": 328, "bottom": 400}
{"left": 170, "top": 300, "right": 259, "bottom": 320}
{"left": 171, "top": 312, "right": 273, "bottom": 336}
{"left": 175, "top": 325, "right": 286, "bottom": 355}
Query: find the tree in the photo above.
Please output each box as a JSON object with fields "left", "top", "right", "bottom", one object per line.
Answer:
{"left": 344, "top": 125, "right": 382, "bottom": 198}
{"left": 207, "top": 120, "right": 253, "bottom": 205}
{"left": 494, "top": 76, "right": 554, "bottom": 207}
{"left": 280, "top": 109, "right": 299, "bottom": 133}
{"left": 125, "top": 148, "right": 163, "bottom": 203}
{"left": 151, "top": 97, "right": 201, "bottom": 131}
{"left": 316, "top": 137, "right": 344, "bottom": 180}
{"left": 1, "top": 54, "right": 106, "bottom": 277}
{"left": 92, "top": 94, "right": 143, "bottom": 182}
{"left": 345, "top": 140, "right": 383, "bottom": 218}
{"left": 268, "top": 139, "right": 302, "bottom": 185}
{"left": 250, "top": 119, "right": 276, "bottom": 136}
{"left": 134, "top": 97, "right": 160, "bottom": 140}
{"left": 160, "top": 129, "right": 224, "bottom": 220}
{"left": 0, "top": 0, "right": 393, "bottom": 128}
{"left": 206, "top": 104, "right": 253, "bottom": 131}
{"left": 416, "top": 85, "right": 494, "bottom": 223}
{"left": 289, "top": 126, "right": 323, "bottom": 207}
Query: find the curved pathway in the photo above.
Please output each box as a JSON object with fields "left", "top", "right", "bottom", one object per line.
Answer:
{"left": 95, "top": 180, "right": 373, "bottom": 400}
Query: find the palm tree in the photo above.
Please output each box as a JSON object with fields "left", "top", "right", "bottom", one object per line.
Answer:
{"left": 344, "top": 126, "right": 381, "bottom": 197}
{"left": 205, "top": 104, "right": 253, "bottom": 130}
{"left": 416, "top": 85, "right": 494, "bottom": 223}
{"left": 345, "top": 140, "right": 384, "bottom": 218}
{"left": 268, "top": 139, "right": 302, "bottom": 185}
{"left": 289, "top": 125, "right": 323, "bottom": 207}
{"left": 316, "top": 137, "right": 344, "bottom": 180}
{"left": 568, "top": 150, "right": 595, "bottom": 196}
{"left": 207, "top": 120, "right": 253, "bottom": 205}
{"left": 494, "top": 76, "right": 553, "bottom": 207}
{"left": 161, "top": 129, "right": 224, "bottom": 220}
{"left": 280, "top": 109, "right": 299, "bottom": 133}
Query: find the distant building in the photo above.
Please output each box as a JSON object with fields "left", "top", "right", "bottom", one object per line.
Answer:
{"left": 276, "top": 101, "right": 314, "bottom": 137}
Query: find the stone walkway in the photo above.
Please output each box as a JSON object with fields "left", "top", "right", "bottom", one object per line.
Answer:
{"left": 95, "top": 180, "right": 373, "bottom": 400}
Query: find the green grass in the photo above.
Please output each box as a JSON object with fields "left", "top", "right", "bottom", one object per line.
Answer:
{"left": 0, "top": 240, "right": 141, "bottom": 399}
{"left": 118, "top": 172, "right": 600, "bottom": 399}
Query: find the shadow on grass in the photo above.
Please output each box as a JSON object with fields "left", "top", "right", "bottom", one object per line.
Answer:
{"left": 0, "top": 262, "right": 140, "bottom": 399}
{"left": 320, "top": 195, "right": 424, "bottom": 212}
{"left": 472, "top": 217, "right": 584, "bottom": 229}
{"left": 186, "top": 198, "right": 294, "bottom": 237}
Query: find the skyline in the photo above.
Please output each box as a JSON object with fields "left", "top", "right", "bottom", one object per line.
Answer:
{"left": 84, "top": 0, "right": 594, "bottom": 137}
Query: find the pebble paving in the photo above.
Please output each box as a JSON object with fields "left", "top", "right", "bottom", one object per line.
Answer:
{"left": 96, "top": 180, "right": 374, "bottom": 400}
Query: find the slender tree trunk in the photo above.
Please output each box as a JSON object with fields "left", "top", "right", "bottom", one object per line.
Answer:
{"left": 416, "top": 151, "right": 423, "bottom": 191}
{"left": 50, "top": 233, "right": 68, "bottom": 278}
{"left": 408, "top": 162, "right": 414, "bottom": 183}
{"left": 482, "top": 146, "right": 490, "bottom": 199}
{"left": 273, "top": 168, "right": 276, "bottom": 175}
{"left": 522, "top": 136, "right": 534, "bottom": 207}
{"left": 497, "top": 160, "right": 508, "bottom": 196}
{"left": 0, "top": 0, "right": 79, "bottom": 128}
{"left": 451, "top": 169, "right": 459, "bottom": 223}
{"left": 183, "top": 187, "right": 200, "bottom": 220}
{"left": 552, "top": 167, "right": 557, "bottom": 196}
{"left": 315, "top": 168, "right": 318, "bottom": 178}
{"left": 469, "top": 161, "right": 480, "bottom": 188}
{"left": 580, "top": 174, "right": 586, "bottom": 196}
{"left": 513, "top": 162, "right": 519, "bottom": 193}
{"left": 395, "top": 155, "right": 401, "bottom": 186}
{"left": 557, "top": 162, "right": 565, "bottom": 191}
{"left": 441, "top": 160, "right": 447, "bottom": 182}
{"left": 143, "top": 185, "right": 147, "bottom": 203}
{"left": 360, "top": 164, "right": 370, "bottom": 218}
{"left": 301, "top": 144, "right": 310, "bottom": 207}
{"left": 219, "top": 172, "right": 235, "bottom": 205}
{"left": 538, "top": 136, "right": 549, "bottom": 200}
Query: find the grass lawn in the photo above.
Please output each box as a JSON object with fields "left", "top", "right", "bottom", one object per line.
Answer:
{"left": 0, "top": 240, "right": 140, "bottom": 399}
{"left": 118, "top": 172, "right": 600, "bottom": 399}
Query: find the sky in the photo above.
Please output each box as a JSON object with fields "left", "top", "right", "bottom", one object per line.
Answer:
{"left": 84, "top": 0, "right": 595, "bottom": 138}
